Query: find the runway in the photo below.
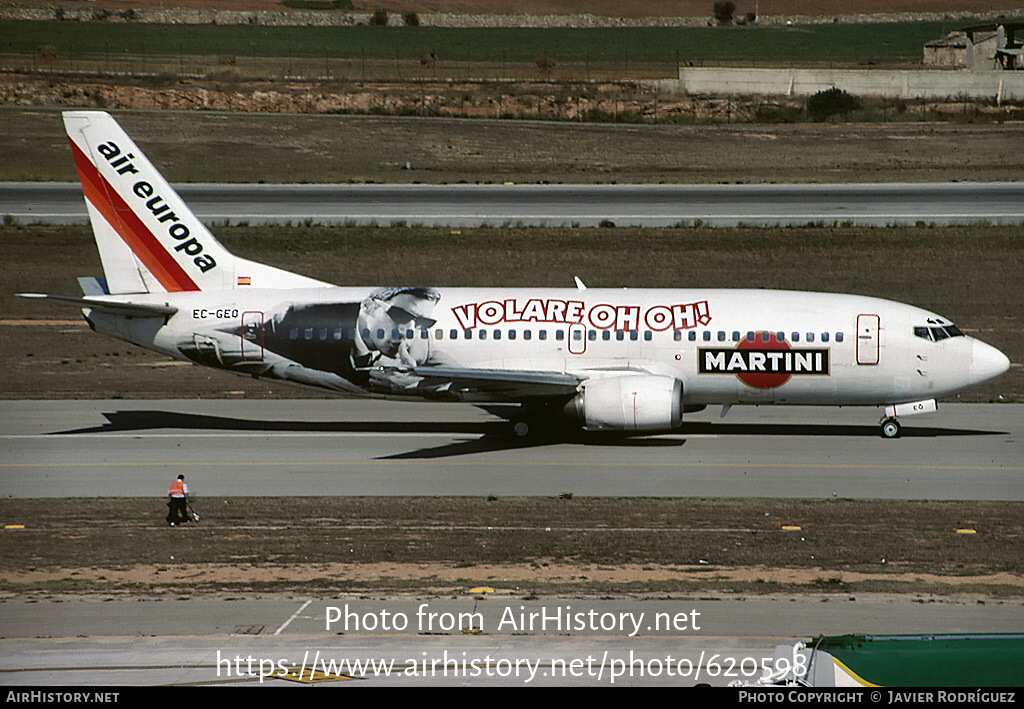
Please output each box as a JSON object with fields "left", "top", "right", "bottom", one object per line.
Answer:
{"left": 4, "top": 182, "right": 1024, "bottom": 227}
{"left": 2, "top": 596, "right": 1021, "bottom": 686}
{"left": 2, "top": 400, "right": 1021, "bottom": 500}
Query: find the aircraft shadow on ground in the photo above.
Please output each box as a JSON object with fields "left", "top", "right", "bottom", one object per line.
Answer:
{"left": 54, "top": 409, "right": 1006, "bottom": 460}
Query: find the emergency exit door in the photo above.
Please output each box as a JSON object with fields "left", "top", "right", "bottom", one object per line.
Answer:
{"left": 856, "top": 314, "right": 879, "bottom": 365}
{"left": 241, "top": 311, "right": 264, "bottom": 361}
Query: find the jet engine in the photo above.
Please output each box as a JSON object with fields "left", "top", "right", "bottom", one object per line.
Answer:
{"left": 563, "top": 375, "right": 684, "bottom": 432}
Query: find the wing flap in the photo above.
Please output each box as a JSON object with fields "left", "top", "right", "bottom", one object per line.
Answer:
{"left": 410, "top": 366, "right": 582, "bottom": 398}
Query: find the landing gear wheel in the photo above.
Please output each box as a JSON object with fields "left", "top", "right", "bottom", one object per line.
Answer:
{"left": 880, "top": 418, "right": 901, "bottom": 439}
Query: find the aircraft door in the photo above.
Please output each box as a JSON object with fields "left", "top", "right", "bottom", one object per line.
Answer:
{"left": 241, "top": 311, "right": 264, "bottom": 361}
{"left": 568, "top": 323, "right": 587, "bottom": 355}
{"left": 857, "top": 314, "right": 879, "bottom": 365}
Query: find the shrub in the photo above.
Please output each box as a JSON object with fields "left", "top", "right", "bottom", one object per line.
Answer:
{"left": 535, "top": 55, "right": 557, "bottom": 76}
{"left": 403, "top": 11, "right": 420, "bottom": 26}
{"left": 370, "top": 9, "right": 388, "bottom": 25}
{"left": 712, "top": 1, "right": 736, "bottom": 24}
{"left": 806, "top": 87, "right": 860, "bottom": 121}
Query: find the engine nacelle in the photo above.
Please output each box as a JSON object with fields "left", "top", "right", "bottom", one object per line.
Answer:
{"left": 564, "top": 375, "right": 684, "bottom": 432}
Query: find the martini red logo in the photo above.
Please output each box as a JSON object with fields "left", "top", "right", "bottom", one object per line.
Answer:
{"left": 698, "top": 333, "right": 829, "bottom": 389}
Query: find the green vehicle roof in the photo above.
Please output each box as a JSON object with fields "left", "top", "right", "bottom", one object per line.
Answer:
{"left": 812, "top": 634, "right": 1024, "bottom": 687}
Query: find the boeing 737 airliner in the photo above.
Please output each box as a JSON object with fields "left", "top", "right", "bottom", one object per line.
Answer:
{"left": 19, "top": 111, "right": 1011, "bottom": 438}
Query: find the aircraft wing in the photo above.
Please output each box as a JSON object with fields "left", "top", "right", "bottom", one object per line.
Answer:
{"left": 17, "top": 293, "right": 178, "bottom": 318}
{"left": 410, "top": 365, "right": 582, "bottom": 399}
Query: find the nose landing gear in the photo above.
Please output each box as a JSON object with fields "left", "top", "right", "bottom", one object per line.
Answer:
{"left": 880, "top": 417, "right": 902, "bottom": 439}
{"left": 879, "top": 399, "right": 936, "bottom": 439}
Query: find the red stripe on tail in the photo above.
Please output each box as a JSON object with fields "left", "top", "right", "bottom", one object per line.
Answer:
{"left": 70, "top": 139, "right": 200, "bottom": 292}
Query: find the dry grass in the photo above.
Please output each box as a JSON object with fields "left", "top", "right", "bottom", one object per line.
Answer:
{"left": 1, "top": 223, "right": 1020, "bottom": 402}
{"left": 2, "top": 497, "right": 1020, "bottom": 596}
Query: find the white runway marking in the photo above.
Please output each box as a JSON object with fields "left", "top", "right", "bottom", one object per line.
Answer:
{"left": 275, "top": 599, "right": 314, "bottom": 636}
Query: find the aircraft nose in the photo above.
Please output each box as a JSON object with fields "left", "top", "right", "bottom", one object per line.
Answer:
{"left": 971, "top": 339, "right": 1010, "bottom": 385}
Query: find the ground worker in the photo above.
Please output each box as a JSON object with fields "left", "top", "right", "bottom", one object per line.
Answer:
{"left": 167, "top": 474, "right": 190, "bottom": 527}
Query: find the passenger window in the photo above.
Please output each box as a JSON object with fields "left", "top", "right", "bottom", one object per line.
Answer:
{"left": 480, "top": 330, "right": 487, "bottom": 340}
{"left": 509, "top": 330, "right": 516, "bottom": 340}
{"left": 349, "top": 328, "right": 356, "bottom": 341}
{"left": 449, "top": 329, "right": 458, "bottom": 340}
{"left": 539, "top": 330, "right": 547, "bottom": 341}
{"left": 556, "top": 330, "right": 564, "bottom": 341}
{"left": 603, "top": 330, "right": 611, "bottom": 341}
{"left": 821, "top": 332, "right": 829, "bottom": 343}
{"left": 777, "top": 332, "right": 785, "bottom": 342}
{"left": 747, "top": 331, "right": 755, "bottom": 341}
{"left": 572, "top": 330, "right": 581, "bottom": 341}
{"left": 732, "top": 331, "right": 740, "bottom": 342}
{"left": 319, "top": 328, "right": 328, "bottom": 340}
{"left": 306, "top": 328, "right": 314, "bottom": 340}
{"left": 616, "top": 330, "right": 625, "bottom": 341}
{"left": 405, "top": 329, "right": 415, "bottom": 339}
{"left": 588, "top": 330, "right": 597, "bottom": 341}
{"left": 717, "top": 331, "right": 726, "bottom": 342}
{"left": 644, "top": 331, "right": 652, "bottom": 341}
{"left": 333, "top": 329, "right": 342, "bottom": 341}
{"left": 464, "top": 330, "right": 472, "bottom": 339}
{"left": 524, "top": 330, "right": 532, "bottom": 340}
{"left": 630, "top": 331, "right": 639, "bottom": 341}
{"left": 791, "top": 332, "right": 799, "bottom": 343}
{"left": 290, "top": 328, "right": 299, "bottom": 340}
{"left": 436, "top": 329, "right": 444, "bottom": 340}
{"left": 494, "top": 329, "right": 501, "bottom": 340}
{"left": 703, "top": 331, "right": 711, "bottom": 342}
{"left": 806, "top": 332, "right": 814, "bottom": 343}
{"left": 835, "top": 332, "right": 843, "bottom": 343}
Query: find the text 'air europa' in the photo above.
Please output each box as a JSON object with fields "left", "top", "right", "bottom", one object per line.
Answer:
{"left": 97, "top": 140, "right": 216, "bottom": 274}
{"left": 452, "top": 299, "right": 712, "bottom": 331}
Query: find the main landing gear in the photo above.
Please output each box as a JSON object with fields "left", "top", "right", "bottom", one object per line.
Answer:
{"left": 880, "top": 417, "right": 902, "bottom": 439}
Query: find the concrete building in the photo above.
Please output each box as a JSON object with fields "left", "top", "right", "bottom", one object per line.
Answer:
{"left": 925, "top": 22, "right": 1024, "bottom": 71}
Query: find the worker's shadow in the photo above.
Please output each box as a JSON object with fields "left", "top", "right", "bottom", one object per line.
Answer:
{"left": 54, "top": 407, "right": 1004, "bottom": 460}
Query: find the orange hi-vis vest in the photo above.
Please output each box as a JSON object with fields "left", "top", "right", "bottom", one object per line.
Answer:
{"left": 169, "top": 479, "right": 186, "bottom": 498}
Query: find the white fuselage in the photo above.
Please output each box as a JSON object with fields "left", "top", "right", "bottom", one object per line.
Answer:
{"left": 83, "top": 286, "right": 1007, "bottom": 409}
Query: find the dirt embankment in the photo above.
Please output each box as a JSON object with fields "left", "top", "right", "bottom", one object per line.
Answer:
{"left": 2, "top": 0, "right": 1020, "bottom": 25}
{"left": 4, "top": 73, "right": 1023, "bottom": 129}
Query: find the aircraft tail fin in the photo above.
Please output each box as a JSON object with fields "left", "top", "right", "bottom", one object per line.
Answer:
{"left": 63, "top": 111, "right": 329, "bottom": 294}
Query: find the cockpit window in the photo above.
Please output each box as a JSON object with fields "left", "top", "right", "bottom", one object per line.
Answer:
{"left": 915, "top": 324, "right": 965, "bottom": 342}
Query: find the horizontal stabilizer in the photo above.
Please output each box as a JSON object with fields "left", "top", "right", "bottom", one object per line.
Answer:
{"left": 17, "top": 293, "right": 178, "bottom": 317}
